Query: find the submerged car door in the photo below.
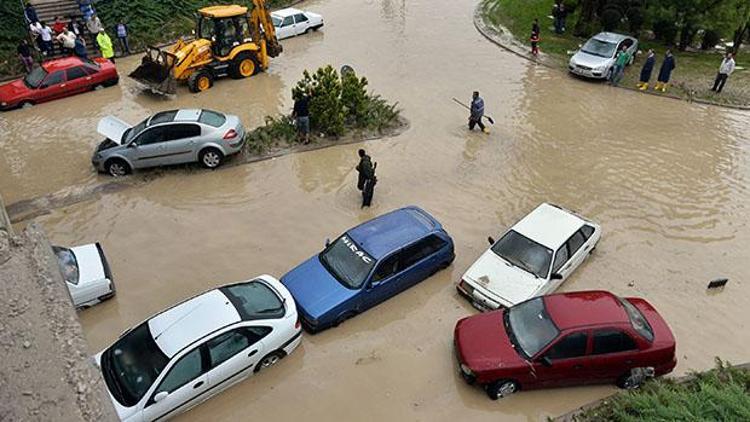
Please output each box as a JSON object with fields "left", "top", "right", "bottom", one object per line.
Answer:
{"left": 141, "top": 346, "right": 208, "bottom": 421}
{"left": 36, "top": 70, "right": 67, "bottom": 102}
{"left": 365, "top": 253, "right": 402, "bottom": 308}
{"left": 533, "top": 330, "right": 591, "bottom": 388}
{"left": 586, "top": 328, "right": 640, "bottom": 383}
{"left": 64, "top": 66, "right": 90, "bottom": 95}
{"left": 397, "top": 234, "right": 449, "bottom": 289}
{"left": 127, "top": 126, "right": 168, "bottom": 169}
{"left": 161, "top": 123, "right": 202, "bottom": 165}
{"left": 293, "top": 13, "right": 309, "bottom": 35}
{"left": 277, "top": 16, "right": 295, "bottom": 39}
{"left": 204, "top": 327, "right": 270, "bottom": 397}
{"left": 554, "top": 228, "right": 590, "bottom": 283}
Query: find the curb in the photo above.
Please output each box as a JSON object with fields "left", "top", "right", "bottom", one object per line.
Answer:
{"left": 473, "top": 0, "right": 750, "bottom": 111}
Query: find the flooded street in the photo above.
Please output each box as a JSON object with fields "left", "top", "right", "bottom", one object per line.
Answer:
{"left": 3, "top": 0, "right": 750, "bottom": 420}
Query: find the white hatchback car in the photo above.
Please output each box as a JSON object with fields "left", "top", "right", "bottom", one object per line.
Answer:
{"left": 53, "top": 243, "right": 115, "bottom": 308}
{"left": 272, "top": 8, "right": 324, "bottom": 40}
{"left": 457, "top": 203, "right": 601, "bottom": 310}
{"left": 95, "top": 276, "right": 302, "bottom": 421}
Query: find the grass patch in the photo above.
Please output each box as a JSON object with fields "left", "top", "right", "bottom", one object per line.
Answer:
{"left": 574, "top": 360, "right": 750, "bottom": 422}
{"left": 483, "top": 0, "right": 750, "bottom": 107}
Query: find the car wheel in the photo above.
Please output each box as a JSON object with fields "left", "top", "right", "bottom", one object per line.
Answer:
{"left": 105, "top": 158, "right": 131, "bottom": 177}
{"left": 188, "top": 70, "right": 213, "bottom": 93}
{"left": 199, "top": 148, "right": 224, "bottom": 169}
{"left": 254, "top": 351, "right": 285, "bottom": 373}
{"left": 605, "top": 67, "right": 613, "bottom": 80}
{"left": 485, "top": 380, "right": 519, "bottom": 400}
{"left": 229, "top": 53, "right": 259, "bottom": 79}
{"left": 20, "top": 100, "right": 34, "bottom": 109}
{"left": 616, "top": 368, "right": 652, "bottom": 389}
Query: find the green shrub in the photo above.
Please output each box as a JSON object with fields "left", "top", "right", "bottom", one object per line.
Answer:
{"left": 701, "top": 30, "right": 722, "bottom": 50}
{"left": 0, "top": 2, "right": 27, "bottom": 78}
{"left": 601, "top": 8, "right": 622, "bottom": 32}
{"left": 653, "top": 18, "right": 678, "bottom": 45}
{"left": 244, "top": 114, "right": 295, "bottom": 154}
{"left": 577, "top": 359, "right": 750, "bottom": 422}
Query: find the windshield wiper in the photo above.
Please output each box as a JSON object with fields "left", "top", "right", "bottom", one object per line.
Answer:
{"left": 256, "top": 306, "right": 284, "bottom": 314}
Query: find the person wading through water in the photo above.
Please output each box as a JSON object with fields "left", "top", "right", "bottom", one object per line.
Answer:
{"left": 356, "top": 149, "right": 377, "bottom": 208}
{"left": 469, "top": 91, "right": 489, "bottom": 134}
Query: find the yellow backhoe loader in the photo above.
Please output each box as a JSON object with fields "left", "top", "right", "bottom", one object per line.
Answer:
{"left": 129, "top": 1, "right": 282, "bottom": 95}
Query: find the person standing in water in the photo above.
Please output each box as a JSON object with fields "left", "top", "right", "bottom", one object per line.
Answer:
{"left": 356, "top": 149, "right": 377, "bottom": 207}
{"left": 469, "top": 91, "right": 489, "bottom": 134}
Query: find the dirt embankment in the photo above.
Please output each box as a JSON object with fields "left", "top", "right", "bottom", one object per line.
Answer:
{"left": 0, "top": 203, "right": 116, "bottom": 421}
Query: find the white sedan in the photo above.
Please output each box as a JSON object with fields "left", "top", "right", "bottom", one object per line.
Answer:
{"left": 457, "top": 203, "right": 601, "bottom": 310}
{"left": 53, "top": 243, "right": 115, "bottom": 308}
{"left": 272, "top": 8, "right": 324, "bottom": 40}
{"left": 95, "top": 276, "right": 302, "bottom": 421}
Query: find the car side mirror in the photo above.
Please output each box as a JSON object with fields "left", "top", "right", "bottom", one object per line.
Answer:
{"left": 153, "top": 391, "right": 169, "bottom": 403}
{"left": 539, "top": 356, "right": 552, "bottom": 367}
{"left": 325, "top": 238, "right": 330, "bottom": 247}
{"left": 487, "top": 236, "right": 495, "bottom": 245}
{"left": 551, "top": 273, "right": 563, "bottom": 280}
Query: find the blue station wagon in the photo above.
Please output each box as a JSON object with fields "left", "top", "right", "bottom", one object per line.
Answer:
{"left": 281, "top": 206, "right": 455, "bottom": 332}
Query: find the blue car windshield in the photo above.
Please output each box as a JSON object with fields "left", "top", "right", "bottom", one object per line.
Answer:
{"left": 320, "top": 235, "right": 376, "bottom": 289}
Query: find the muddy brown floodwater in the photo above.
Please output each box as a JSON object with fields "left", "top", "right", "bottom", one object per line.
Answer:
{"left": 3, "top": 0, "right": 750, "bottom": 420}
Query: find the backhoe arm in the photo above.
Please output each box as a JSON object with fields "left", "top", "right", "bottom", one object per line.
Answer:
{"left": 249, "top": 0, "right": 282, "bottom": 57}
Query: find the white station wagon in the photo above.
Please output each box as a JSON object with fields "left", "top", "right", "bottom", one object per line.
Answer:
{"left": 95, "top": 276, "right": 302, "bottom": 421}
{"left": 457, "top": 203, "right": 601, "bottom": 310}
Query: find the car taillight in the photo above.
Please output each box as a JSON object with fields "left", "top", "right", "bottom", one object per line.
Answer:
{"left": 223, "top": 129, "right": 238, "bottom": 140}
{"left": 458, "top": 279, "right": 474, "bottom": 294}
{"left": 295, "top": 317, "right": 301, "bottom": 329}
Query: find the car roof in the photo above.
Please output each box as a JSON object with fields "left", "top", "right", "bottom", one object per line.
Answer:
{"left": 592, "top": 32, "right": 633, "bottom": 43}
{"left": 175, "top": 109, "right": 202, "bottom": 122}
{"left": 544, "top": 291, "right": 628, "bottom": 330}
{"left": 148, "top": 109, "right": 204, "bottom": 125}
{"left": 42, "top": 57, "right": 88, "bottom": 72}
{"left": 148, "top": 289, "right": 240, "bottom": 358}
{"left": 347, "top": 206, "right": 440, "bottom": 259}
{"left": 512, "top": 203, "right": 587, "bottom": 250}
{"left": 273, "top": 8, "right": 303, "bottom": 17}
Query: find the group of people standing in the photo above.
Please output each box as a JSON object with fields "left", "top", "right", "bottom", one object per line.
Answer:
{"left": 636, "top": 49, "right": 676, "bottom": 92}
{"left": 19, "top": 1, "right": 131, "bottom": 73}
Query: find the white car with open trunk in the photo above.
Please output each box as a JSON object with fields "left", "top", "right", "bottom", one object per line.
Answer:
{"left": 95, "top": 276, "right": 302, "bottom": 421}
{"left": 456, "top": 203, "right": 601, "bottom": 310}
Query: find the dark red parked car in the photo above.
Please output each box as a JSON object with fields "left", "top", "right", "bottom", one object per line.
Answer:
{"left": 0, "top": 57, "right": 118, "bottom": 111}
{"left": 454, "top": 290, "right": 676, "bottom": 399}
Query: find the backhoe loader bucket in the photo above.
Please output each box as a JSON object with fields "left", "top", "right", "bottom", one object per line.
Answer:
{"left": 128, "top": 47, "right": 178, "bottom": 95}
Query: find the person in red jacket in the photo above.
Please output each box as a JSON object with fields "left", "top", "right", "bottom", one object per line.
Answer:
{"left": 530, "top": 31, "right": 540, "bottom": 56}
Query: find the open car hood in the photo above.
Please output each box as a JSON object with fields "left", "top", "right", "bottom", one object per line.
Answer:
{"left": 97, "top": 115, "right": 132, "bottom": 144}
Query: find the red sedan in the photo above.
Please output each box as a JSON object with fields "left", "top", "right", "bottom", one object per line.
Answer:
{"left": 0, "top": 57, "right": 118, "bottom": 111}
{"left": 454, "top": 290, "right": 676, "bottom": 399}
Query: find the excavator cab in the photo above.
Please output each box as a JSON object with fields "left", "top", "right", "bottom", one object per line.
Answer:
{"left": 129, "top": 2, "right": 282, "bottom": 95}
